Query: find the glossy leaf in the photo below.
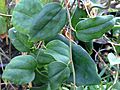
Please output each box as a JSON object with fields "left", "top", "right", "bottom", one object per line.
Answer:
{"left": 108, "top": 53, "right": 120, "bottom": 66}
{"left": 32, "top": 49, "right": 55, "bottom": 67}
{"left": 8, "top": 28, "right": 33, "bottom": 52}
{"left": 71, "top": 6, "right": 87, "bottom": 28}
{"left": 12, "top": 0, "right": 43, "bottom": 34}
{"left": 45, "top": 40, "right": 70, "bottom": 64}
{"left": 112, "top": 81, "right": 120, "bottom": 90}
{"left": 12, "top": 1, "right": 66, "bottom": 42}
{"left": 115, "top": 45, "right": 120, "bottom": 54}
{"left": 30, "top": 84, "right": 51, "bottom": 90}
{"left": 29, "top": 3, "right": 67, "bottom": 42}
{"left": 0, "top": 16, "right": 7, "bottom": 34}
{"left": 2, "top": 55, "right": 37, "bottom": 84}
{"left": 33, "top": 69, "right": 48, "bottom": 85}
{"left": 48, "top": 61, "right": 70, "bottom": 90}
{"left": 76, "top": 15, "right": 115, "bottom": 42}
{"left": 45, "top": 34, "right": 100, "bottom": 85}
{"left": 69, "top": 44, "right": 100, "bottom": 85}
{"left": 78, "top": 41, "right": 93, "bottom": 54}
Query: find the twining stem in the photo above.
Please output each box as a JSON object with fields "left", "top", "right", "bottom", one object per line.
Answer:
{"left": 81, "top": 0, "right": 91, "bottom": 17}
{"left": 70, "top": 0, "right": 76, "bottom": 11}
{"left": 65, "top": 0, "right": 76, "bottom": 90}
{"left": 90, "top": 0, "right": 112, "bottom": 10}
{"left": 0, "top": 48, "right": 10, "bottom": 60}
{"left": 108, "top": 67, "right": 119, "bottom": 90}
{"left": 0, "top": 13, "right": 12, "bottom": 17}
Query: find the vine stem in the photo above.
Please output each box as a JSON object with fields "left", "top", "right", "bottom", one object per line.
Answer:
{"left": 70, "top": 0, "right": 76, "bottom": 11}
{"left": 65, "top": 0, "right": 76, "bottom": 90}
{"left": 90, "top": 0, "right": 112, "bottom": 10}
{"left": 0, "top": 48, "right": 10, "bottom": 61}
{"left": 0, "top": 13, "right": 12, "bottom": 17}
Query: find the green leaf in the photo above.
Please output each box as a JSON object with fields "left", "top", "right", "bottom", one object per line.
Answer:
{"left": 40, "top": 0, "right": 53, "bottom": 5}
{"left": 2, "top": 55, "right": 37, "bottom": 84}
{"left": 30, "top": 87, "right": 48, "bottom": 90}
{"left": 108, "top": 53, "right": 120, "bottom": 66}
{"left": 0, "top": 0, "right": 7, "bottom": 13}
{"left": 76, "top": 86, "right": 84, "bottom": 90}
{"left": 112, "top": 81, "right": 120, "bottom": 90}
{"left": 45, "top": 34, "right": 100, "bottom": 85}
{"left": 85, "top": 41, "right": 93, "bottom": 54}
{"left": 90, "top": 0, "right": 98, "bottom": 3}
{"left": 0, "top": 16, "right": 7, "bottom": 34}
{"left": 30, "top": 84, "right": 51, "bottom": 90}
{"left": 12, "top": 1, "right": 66, "bottom": 42}
{"left": 115, "top": 45, "right": 120, "bottom": 54}
{"left": 8, "top": 28, "right": 33, "bottom": 52}
{"left": 87, "top": 85, "right": 100, "bottom": 90}
{"left": 71, "top": 6, "right": 87, "bottom": 28}
{"left": 45, "top": 40, "right": 70, "bottom": 64}
{"left": 76, "top": 15, "right": 115, "bottom": 42}
{"left": 29, "top": 3, "right": 66, "bottom": 42}
{"left": 12, "top": 0, "right": 43, "bottom": 34}
{"left": 33, "top": 69, "right": 48, "bottom": 85}
{"left": 48, "top": 61, "right": 70, "bottom": 90}
{"left": 32, "top": 49, "right": 55, "bottom": 67}
{"left": 78, "top": 41, "right": 93, "bottom": 54}
{"left": 68, "top": 44, "right": 100, "bottom": 85}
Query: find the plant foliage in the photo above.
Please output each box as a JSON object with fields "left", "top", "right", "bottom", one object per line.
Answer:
{"left": 1, "top": 0, "right": 120, "bottom": 89}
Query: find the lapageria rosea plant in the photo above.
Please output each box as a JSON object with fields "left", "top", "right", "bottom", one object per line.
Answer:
{"left": 2, "top": 0, "right": 119, "bottom": 89}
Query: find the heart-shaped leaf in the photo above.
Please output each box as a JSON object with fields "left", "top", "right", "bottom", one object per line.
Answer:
{"left": 108, "top": 53, "right": 120, "bottom": 65}
{"left": 12, "top": 0, "right": 43, "bottom": 34}
{"left": 8, "top": 28, "right": 33, "bottom": 52}
{"left": 45, "top": 34, "right": 100, "bottom": 85}
{"left": 75, "top": 15, "right": 115, "bottom": 42}
{"left": 33, "top": 69, "right": 48, "bottom": 85}
{"left": 69, "top": 44, "right": 100, "bottom": 85}
{"left": 45, "top": 40, "right": 70, "bottom": 64}
{"left": 0, "top": 16, "right": 7, "bottom": 34}
{"left": 48, "top": 61, "right": 70, "bottom": 90}
{"left": 31, "top": 49, "right": 55, "bottom": 67}
{"left": 12, "top": 1, "right": 66, "bottom": 42}
{"left": 2, "top": 55, "right": 37, "bottom": 84}
{"left": 29, "top": 3, "right": 67, "bottom": 42}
